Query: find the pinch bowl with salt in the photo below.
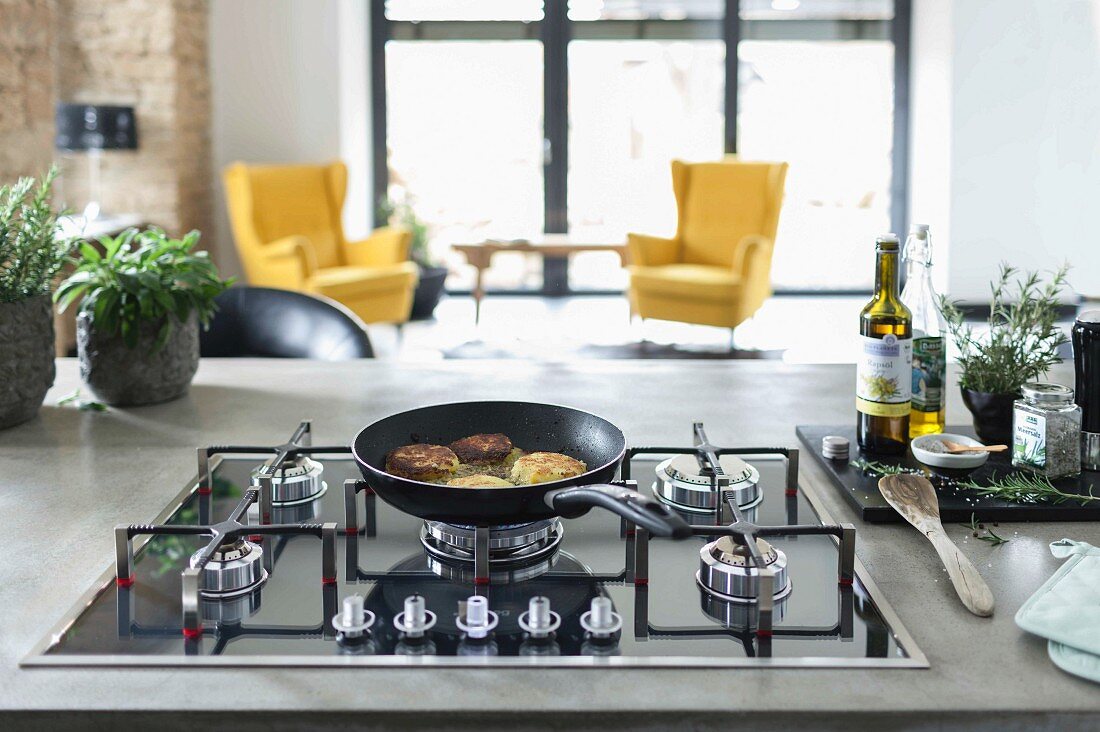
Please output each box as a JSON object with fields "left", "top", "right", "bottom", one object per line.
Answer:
{"left": 911, "top": 433, "right": 991, "bottom": 470}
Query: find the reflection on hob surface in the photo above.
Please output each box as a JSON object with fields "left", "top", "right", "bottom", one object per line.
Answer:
{"left": 34, "top": 427, "right": 922, "bottom": 666}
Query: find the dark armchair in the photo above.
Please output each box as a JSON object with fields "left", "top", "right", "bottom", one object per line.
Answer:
{"left": 200, "top": 286, "right": 373, "bottom": 360}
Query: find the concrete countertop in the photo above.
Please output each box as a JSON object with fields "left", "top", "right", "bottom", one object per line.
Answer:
{"left": 3, "top": 359, "right": 1098, "bottom": 731}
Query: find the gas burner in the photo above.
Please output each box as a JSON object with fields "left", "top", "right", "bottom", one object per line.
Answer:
{"left": 419, "top": 520, "right": 564, "bottom": 576}
{"left": 251, "top": 455, "right": 326, "bottom": 505}
{"left": 654, "top": 453, "right": 761, "bottom": 513}
{"left": 425, "top": 551, "right": 559, "bottom": 584}
{"left": 696, "top": 536, "right": 792, "bottom": 603}
{"left": 424, "top": 519, "right": 558, "bottom": 553}
{"left": 190, "top": 538, "right": 268, "bottom": 598}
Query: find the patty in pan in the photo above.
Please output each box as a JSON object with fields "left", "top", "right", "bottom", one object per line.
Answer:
{"left": 448, "top": 433, "right": 514, "bottom": 464}
{"left": 384, "top": 444, "right": 460, "bottom": 482}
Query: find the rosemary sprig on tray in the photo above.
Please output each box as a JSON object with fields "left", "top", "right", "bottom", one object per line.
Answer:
{"left": 958, "top": 473, "right": 1099, "bottom": 506}
{"left": 849, "top": 458, "right": 920, "bottom": 477}
{"left": 960, "top": 512, "right": 1009, "bottom": 546}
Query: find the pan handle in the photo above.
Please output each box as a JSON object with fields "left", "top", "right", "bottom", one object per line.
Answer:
{"left": 546, "top": 484, "right": 692, "bottom": 539}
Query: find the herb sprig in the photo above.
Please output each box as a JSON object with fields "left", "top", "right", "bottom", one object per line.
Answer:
{"left": 849, "top": 458, "right": 920, "bottom": 477}
{"left": 960, "top": 512, "right": 1009, "bottom": 546}
{"left": 57, "top": 389, "right": 107, "bottom": 412}
{"left": 0, "top": 166, "right": 73, "bottom": 302}
{"left": 940, "top": 263, "right": 1070, "bottom": 394}
{"left": 958, "top": 473, "right": 1099, "bottom": 505}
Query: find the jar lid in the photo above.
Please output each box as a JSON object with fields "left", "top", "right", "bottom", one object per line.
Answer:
{"left": 1077, "top": 310, "right": 1100, "bottom": 325}
{"left": 1021, "top": 382, "right": 1074, "bottom": 403}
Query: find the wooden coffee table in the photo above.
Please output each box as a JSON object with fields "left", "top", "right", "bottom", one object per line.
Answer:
{"left": 452, "top": 234, "right": 630, "bottom": 324}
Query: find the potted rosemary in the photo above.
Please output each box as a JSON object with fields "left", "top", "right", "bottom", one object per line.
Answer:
{"left": 55, "top": 228, "right": 232, "bottom": 407}
{"left": 0, "top": 169, "right": 72, "bottom": 429}
{"left": 378, "top": 195, "right": 446, "bottom": 320}
{"left": 941, "top": 263, "right": 1070, "bottom": 444}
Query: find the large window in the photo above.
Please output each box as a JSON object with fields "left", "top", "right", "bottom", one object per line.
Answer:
{"left": 375, "top": 0, "right": 908, "bottom": 293}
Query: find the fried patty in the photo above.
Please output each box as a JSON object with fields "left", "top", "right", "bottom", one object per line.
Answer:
{"left": 385, "top": 444, "right": 459, "bottom": 481}
{"left": 510, "top": 452, "right": 587, "bottom": 485}
{"left": 448, "top": 433, "right": 514, "bottom": 464}
{"left": 447, "top": 474, "right": 514, "bottom": 488}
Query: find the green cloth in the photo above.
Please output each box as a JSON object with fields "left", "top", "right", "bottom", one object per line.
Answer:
{"left": 1016, "top": 539, "right": 1100, "bottom": 684}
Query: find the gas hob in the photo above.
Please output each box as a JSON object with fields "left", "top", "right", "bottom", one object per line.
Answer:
{"left": 24, "top": 422, "right": 926, "bottom": 668}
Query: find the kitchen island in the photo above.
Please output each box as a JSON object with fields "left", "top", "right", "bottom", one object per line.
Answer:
{"left": 3, "top": 359, "right": 1098, "bottom": 731}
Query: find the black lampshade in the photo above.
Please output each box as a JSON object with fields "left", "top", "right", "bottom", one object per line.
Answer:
{"left": 55, "top": 104, "right": 139, "bottom": 151}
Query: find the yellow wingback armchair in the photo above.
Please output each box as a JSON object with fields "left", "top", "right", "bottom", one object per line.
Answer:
{"left": 627, "top": 159, "right": 787, "bottom": 331}
{"left": 223, "top": 161, "right": 419, "bottom": 324}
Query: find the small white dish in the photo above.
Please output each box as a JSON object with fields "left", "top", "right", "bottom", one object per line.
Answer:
{"left": 911, "top": 433, "right": 990, "bottom": 470}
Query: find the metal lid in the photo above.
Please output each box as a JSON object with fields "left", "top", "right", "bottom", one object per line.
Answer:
{"left": 1021, "top": 382, "right": 1074, "bottom": 403}
{"left": 1076, "top": 310, "right": 1100, "bottom": 325}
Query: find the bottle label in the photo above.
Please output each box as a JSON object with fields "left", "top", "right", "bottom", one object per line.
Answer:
{"left": 856, "top": 334, "right": 913, "bottom": 418}
{"left": 1013, "top": 408, "right": 1047, "bottom": 469}
{"left": 911, "top": 336, "right": 945, "bottom": 413}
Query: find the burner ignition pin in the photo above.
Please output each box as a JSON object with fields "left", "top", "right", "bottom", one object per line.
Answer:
{"left": 518, "top": 596, "right": 561, "bottom": 639}
{"left": 393, "top": 594, "right": 437, "bottom": 638}
{"left": 456, "top": 595, "right": 499, "bottom": 640}
{"left": 332, "top": 594, "right": 375, "bottom": 640}
{"left": 580, "top": 596, "right": 622, "bottom": 638}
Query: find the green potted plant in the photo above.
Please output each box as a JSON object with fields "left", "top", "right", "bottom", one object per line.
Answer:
{"left": 55, "top": 227, "right": 232, "bottom": 407}
{"left": 378, "top": 194, "right": 447, "bottom": 320}
{"left": 0, "top": 168, "right": 72, "bottom": 429}
{"left": 941, "top": 263, "right": 1070, "bottom": 444}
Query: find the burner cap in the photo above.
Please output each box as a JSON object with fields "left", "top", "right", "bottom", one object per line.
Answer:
{"left": 653, "top": 454, "right": 761, "bottom": 513}
{"left": 709, "top": 536, "right": 779, "bottom": 568}
{"left": 190, "top": 538, "right": 268, "bottom": 598}
{"left": 663, "top": 454, "right": 756, "bottom": 486}
{"left": 251, "top": 455, "right": 326, "bottom": 505}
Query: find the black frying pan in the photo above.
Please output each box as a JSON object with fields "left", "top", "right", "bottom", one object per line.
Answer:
{"left": 351, "top": 401, "right": 691, "bottom": 538}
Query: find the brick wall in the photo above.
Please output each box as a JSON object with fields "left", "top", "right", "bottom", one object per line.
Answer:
{"left": 0, "top": 0, "right": 211, "bottom": 239}
{"left": 0, "top": 0, "right": 58, "bottom": 181}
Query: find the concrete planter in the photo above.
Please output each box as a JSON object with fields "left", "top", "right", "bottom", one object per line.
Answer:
{"left": 0, "top": 294, "right": 57, "bottom": 429}
{"left": 77, "top": 312, "right": 199, "bottom": 407}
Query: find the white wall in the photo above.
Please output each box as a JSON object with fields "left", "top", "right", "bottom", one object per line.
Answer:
{"left": 208, "top": 0, "right": 372, "bottom": 277}
{"left": 911, "top": 0, "right": 1100, "bottom": 302}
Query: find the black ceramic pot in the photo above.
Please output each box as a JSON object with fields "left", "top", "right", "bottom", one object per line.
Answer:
{"left": 410, "top": 265, "right": 447, "bottom": 321}
{"left": 961, "top": 387, "right": 1018, "bottom": 445}
{"left": 0, "top": 294, "right": 56, "bottom": 429}
{"left": 77, "top": 312, "right": 199, "bottom": 407}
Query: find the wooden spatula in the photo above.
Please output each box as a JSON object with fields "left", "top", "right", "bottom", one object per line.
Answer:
{"left": 941, "top": 439, "right": 1008, "bottom": 454}
{"left": 878, "top": 474, "right": 995, "bottom": 617}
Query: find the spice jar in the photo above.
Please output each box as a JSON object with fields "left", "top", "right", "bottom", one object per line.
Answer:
{"left": 1012, "top": 383, "right": 1082, "bottom": 478}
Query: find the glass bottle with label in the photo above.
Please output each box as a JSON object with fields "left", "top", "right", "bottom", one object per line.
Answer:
{"left": 857, "top": 234, "right": 913, "bottom": 455}
{"left": 900, "top": 224, "right": 947, "bottom": 437}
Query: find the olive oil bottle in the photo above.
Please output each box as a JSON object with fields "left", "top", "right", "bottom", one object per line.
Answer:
{"left": 900, "top": 224, "right": 946, "bottom": 437}
{"left": 857, "top": 234, "right": 913, "bottom": 454}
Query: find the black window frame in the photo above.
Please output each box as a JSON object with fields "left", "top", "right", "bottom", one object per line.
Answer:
{"left": 371, "top": 0, "right": 911, "bottom": 291}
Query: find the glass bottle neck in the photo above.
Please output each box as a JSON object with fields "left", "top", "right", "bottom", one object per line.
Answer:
{"left": 874, "top": 248, "right": 900, "bottom": 301}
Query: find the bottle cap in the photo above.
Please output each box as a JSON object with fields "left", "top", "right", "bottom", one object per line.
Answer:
{"left": 876, "top": 234, "right": 899, "bottom": 251}
{"left": 909, "top": 223, "right": 930, "bottom": 234}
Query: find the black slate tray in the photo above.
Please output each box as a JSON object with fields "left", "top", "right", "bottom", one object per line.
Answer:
{"left": 796, "top": 425, "right": 1100, "bottom": 523}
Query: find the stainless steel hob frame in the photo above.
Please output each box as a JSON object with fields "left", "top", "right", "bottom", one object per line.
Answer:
{"left": 23, "top": 422, "right": 929, "bottom": 669}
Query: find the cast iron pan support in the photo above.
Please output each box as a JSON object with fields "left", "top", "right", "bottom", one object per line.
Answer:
{"left": 197, "top": 420, "right": 350, "bottom": 525}
{"left": 627, "top": 427, "right": 855, "bottom": 650}
{"left": 115, "top": 488, "right": 337, "bottom": 639}
{"left": 343, "top": 477, "right": 654, "bottom": 586}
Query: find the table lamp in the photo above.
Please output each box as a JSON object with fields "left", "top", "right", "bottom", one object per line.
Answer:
{"left": 55, "top": 103, "right": 139, "bottom": 222}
